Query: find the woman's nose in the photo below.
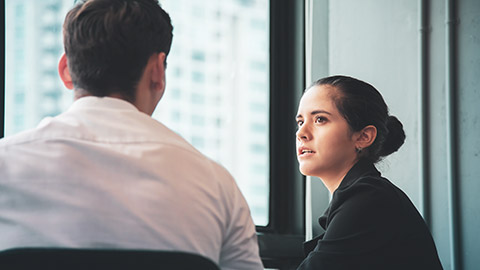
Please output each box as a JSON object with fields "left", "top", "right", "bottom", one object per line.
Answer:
{"left": 296, "top": 124, "right": 309, "bottom": 141}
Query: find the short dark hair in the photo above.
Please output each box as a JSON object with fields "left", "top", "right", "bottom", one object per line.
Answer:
{"left": 63, "top": 0, "right": 173, "bottom": 102}
{"left": 310, "top": 75, "right": 406, "bottom": 163}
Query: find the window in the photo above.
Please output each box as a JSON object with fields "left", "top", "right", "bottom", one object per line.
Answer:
{"left": 4, "top": 0, "right": 271, "bottom": 227}
{"left": 191, "top": 50, "right": 205, "bottom": 62}
{"left": 153, "top": 0, "right": 271, "bottom": 226}
{"left": 2, "top": 0, "right": 306, "bottom": 267}
{"left": 4, "top": 0, "right": 72, "bottom": 138}
{"left": 191, "top": 71, "right": 205, "bottom": 83}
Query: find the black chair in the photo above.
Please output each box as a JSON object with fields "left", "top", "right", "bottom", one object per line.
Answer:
{"left": 0, "top": 248, "right": 220, "bottom": 270}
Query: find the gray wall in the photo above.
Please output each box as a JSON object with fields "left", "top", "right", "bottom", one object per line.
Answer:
{"left": 308, "top": 0, "right": 480, "bottom": 269}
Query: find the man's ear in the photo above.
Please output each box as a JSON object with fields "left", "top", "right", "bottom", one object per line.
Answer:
{"left": 58, "top": 53, "right": 74, "bottom": 89}
{"left": 151, "top": 52, "right": 166, "bottom": 94}
{"left": 354, "top": 125, "right": 377, "bottom": 149}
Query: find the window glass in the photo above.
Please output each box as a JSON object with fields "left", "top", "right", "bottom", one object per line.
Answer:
{"left": 5, "top": 0, "right": 270, "bottom": 226}
{"left": 156, "top": 0, "right": 270, "bottom": 226}
{"left": 5, "top": 0, "right": 73, "bottom": 136}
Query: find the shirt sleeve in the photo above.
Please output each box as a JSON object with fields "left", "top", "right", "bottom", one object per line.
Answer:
{"left": 214, "top": 165, "right": 264, "bottom": 270}
{"left": 297, "top": 179, "right": 400, "bottom": 270}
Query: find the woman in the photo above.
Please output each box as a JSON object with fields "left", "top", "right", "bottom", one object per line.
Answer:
{"left": 295, "top": 76, "right": 442, "bottom": 269}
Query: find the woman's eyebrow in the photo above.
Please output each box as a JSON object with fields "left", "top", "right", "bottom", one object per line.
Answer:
{"left": 310, "top": 110, "right": 331, "bottom": 116}
{"left": 296, "top": 109, "right": 331, "bottom": 119}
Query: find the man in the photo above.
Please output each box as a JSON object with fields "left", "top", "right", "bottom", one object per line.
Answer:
{"left": 0, "top": 0, "right": 263, "bottom": 269}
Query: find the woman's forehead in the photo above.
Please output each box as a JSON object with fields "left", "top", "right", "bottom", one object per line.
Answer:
{"left": 305, "top": 84, "right": 339, "bottom": 98}
{"left": 299, "top": 85, "right": 338, "bottom": 111}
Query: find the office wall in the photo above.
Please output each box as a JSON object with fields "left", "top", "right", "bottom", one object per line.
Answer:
{"left": 456, "top": 0, "right": 480, "bottom": 268}
{"left": 309, "top": 0, "right": 480, "bottom": 269}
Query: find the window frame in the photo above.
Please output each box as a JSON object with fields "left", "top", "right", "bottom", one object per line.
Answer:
{"left": 1, "top": 1, "right": 4, "bottom": 138}
{"left": 0, "top": 0, "right": 307, "bottom": 267}
{"left": 257, "top": 0, "right": 306, "bottom": 268}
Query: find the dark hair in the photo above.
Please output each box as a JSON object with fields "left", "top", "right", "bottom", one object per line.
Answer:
{"left": 310, "top": 75, "right": 406, "bottom": 163}
{"left": 63, "top": 0, "right": 173, "bottom": 102}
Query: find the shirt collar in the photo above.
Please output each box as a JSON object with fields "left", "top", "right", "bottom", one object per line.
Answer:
{"left": 68, "top": 96, "right": 139, "bottom": 112}
{"left": 337, "top": 159, "right": 381, "bottom": 191}
{"left": 302, "top": 160, "right": 381, "bottom": 255}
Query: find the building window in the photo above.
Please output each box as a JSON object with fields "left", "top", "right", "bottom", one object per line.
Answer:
{"left": 192, "top": 71, "right": 205, "bottom": 83}
{"left": 191, "top": 50, "right": 205, "bottom": 62}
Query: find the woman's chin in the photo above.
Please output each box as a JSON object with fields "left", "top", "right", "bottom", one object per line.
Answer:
{"left": 298, "top": 164, "right": 316, "bottom": 177}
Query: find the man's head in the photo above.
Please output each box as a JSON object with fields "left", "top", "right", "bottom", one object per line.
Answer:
{"left": 59, "top": 0, "right": 173, "bottom": 108}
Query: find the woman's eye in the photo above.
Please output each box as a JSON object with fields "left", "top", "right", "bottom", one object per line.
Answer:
{"left": 297, "top": 120, "right": 304, "bottom": 127}
{"left": 315, "top": 116, "right": 327, "bottom": 123}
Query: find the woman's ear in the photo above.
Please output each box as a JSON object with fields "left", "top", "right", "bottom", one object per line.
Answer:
{"left": 58, "top": 53, "right": 74, "bottom": 89}
{"left": 355, "top": 125, "right": 377, "bottom": 149}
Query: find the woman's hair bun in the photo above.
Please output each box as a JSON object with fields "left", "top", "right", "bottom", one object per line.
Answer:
{"left": 379, "top": 115, "right": 406, "bottom": 157}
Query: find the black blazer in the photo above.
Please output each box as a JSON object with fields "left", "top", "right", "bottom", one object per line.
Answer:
{"left": 297, "top": 160, "right": 443, "bottom": 270}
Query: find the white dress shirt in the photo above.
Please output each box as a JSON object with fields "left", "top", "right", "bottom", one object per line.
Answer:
{"left": 0, "top": 96, "right": 263, "bottom": 270}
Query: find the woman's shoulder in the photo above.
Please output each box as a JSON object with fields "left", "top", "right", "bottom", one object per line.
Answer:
{"left": 329, "top": 161, "right": 414, "bottom": 220}
{"left": 336, "top": 161, "right": 398, "bottom": 196}
{"left": 338, "top": 173, "right": 399, "bottom": 199}
{"left": 332, "top": 173, "right": 405, "bottom": 217}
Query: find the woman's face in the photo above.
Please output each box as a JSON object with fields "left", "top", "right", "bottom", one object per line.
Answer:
{"left": 295, "top": 85, "right": 358, "bottom": 179}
